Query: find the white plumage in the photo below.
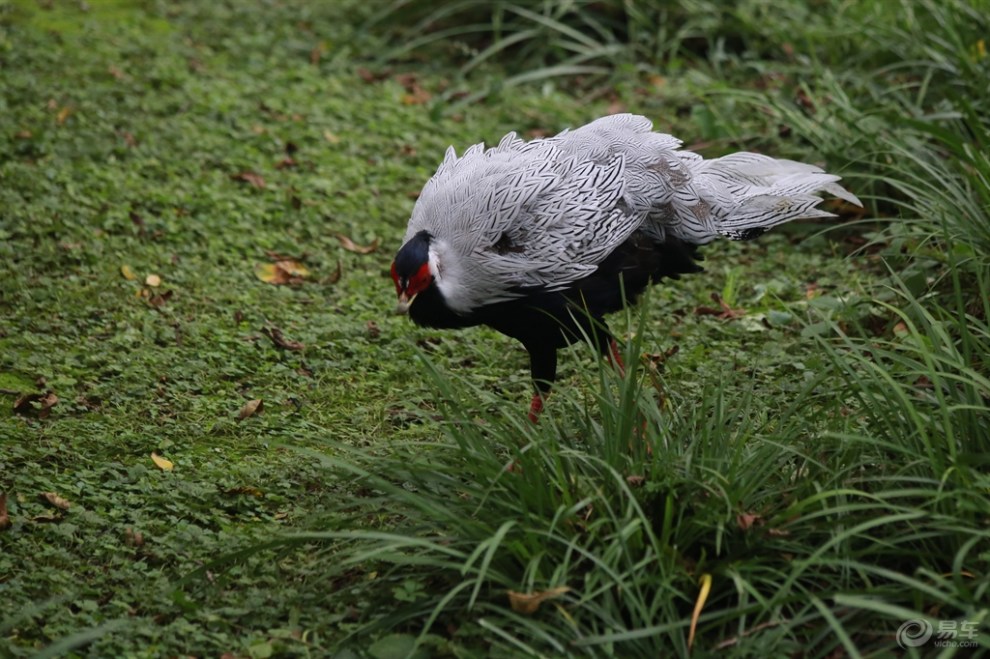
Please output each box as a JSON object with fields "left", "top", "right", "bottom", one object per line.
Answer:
{"left": 403, "top": 113, "right": 859, "bottom": 315}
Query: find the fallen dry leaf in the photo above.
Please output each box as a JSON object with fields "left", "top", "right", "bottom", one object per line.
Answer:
{"left": 231, "top": 171, "right": 266, "bottom": 189}
{"left": 625, "top": 475, "right": 645, "bottom": 486}
{"left": 151, "top": 452, "right": 174, "bottom": 472}
{"left": 41, "top": 492, "right": 71, "bottom": 511}
{"left": 737, "top": 512, "right": 761, "bottom": 531}
{"left": 506, "top": 586, "right": 570, "bottom": 615}
{"left": 13, "top": 391, "right": 58, "bottom": 418}
{"left": 121, "top": 264, "right": 137, "bottom": 280}
{"left": 366, "top": 320, "right": 381, "bottom": 339}
{"left": 237, "top": 399, "right": 263, "bottom": 421}
{"left": 145, "top": 274, "right": 162, "bottom": 287}
{"left": 56, "top": 106, "right": 73, "bottom": 125}
{"left": 323, "top": 130, "right": 340, "bottom": 144}
{"left": 274, "top": 156, "right": 296, "bottom": 169}
{"left": 124, "top": 527, "right": 144, "bottom": 546}
{"left": 254, "top": 260, "right": 310, "bottom": 286}
{"left": 0, "top": 493, "right": 10, "bottom": 530}
{"left": 148, "top": 290, "right": 173, "bottom": 308}
{"left": 688, "top": 573, "right": 713, "bottom": 651}
{"left": 335, "top": 234, "right": 380, "bottom": 254}
{"left": 325, "top": 260, "right": 342, "bottom": 284}
{"left": 108, "top": 65, "right": 126, "bottom": 80}
{"left": 262, "top": 326, "right": 304, "bottom": 351}
{"left": 225, "top": 485, "right": 264, "bottom": 497}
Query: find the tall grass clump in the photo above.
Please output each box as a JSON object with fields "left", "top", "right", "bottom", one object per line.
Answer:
{"left": 220, "top": 300, "right": 987, "bottom": 655}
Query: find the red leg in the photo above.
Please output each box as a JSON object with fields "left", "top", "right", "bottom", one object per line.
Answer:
{"left": 607, "top": 339, "right": 626, "bottom": 377}
{"left": 528, "top": 392, "right": 546, "bottom": 423}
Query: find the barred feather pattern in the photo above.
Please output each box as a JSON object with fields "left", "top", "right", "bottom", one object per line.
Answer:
{"left": 404, "top": 113, "right": 860, "bottom": 314}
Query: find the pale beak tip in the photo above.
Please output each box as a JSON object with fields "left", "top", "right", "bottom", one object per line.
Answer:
{"left": 395, "top": 293, "right": 413, "bottom": 315}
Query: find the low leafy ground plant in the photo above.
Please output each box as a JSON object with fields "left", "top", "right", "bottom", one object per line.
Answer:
{"left": 2, "top": 0, "right": 988, "bottom": 656}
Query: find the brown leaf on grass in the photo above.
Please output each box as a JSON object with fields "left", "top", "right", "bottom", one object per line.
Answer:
{"left": 15, "top": 129, "right": 32, "bottom": 139}
{"left": 274, "top": 156, "right": 297, "bottom": 169}
{"left": 0, "top": 493, "right": 10, "bottom": 530}
{"left": 145, "top": 274, "right": 162, "bottom": 287}
{"left": 335, "top": 234, "right": 380, "bottom": 254}
{"left": 366, "top": 321, "right": 381, "bottom": 339}
{"left": 737, "top": 512, "right": 762, "bottom": 531}
{"left": 356, "top": 66, "right": 390, "bottom": 83}
{"left": 805, "top": 282, "right": 820, "bottom": 300}
{"left": 394, "top": 73, "right": 432, "bottom": 105}
{"left": 642, "top": 345, "right": 680, "bottom": 372}
{"left": 124, "top": 527, "right": 144, "bottom": 546}
{"left": 262, "top": 326, "right": 304, "bottom": 351}
{"left": 506, "top": 586, "right": 571, "bottom": 615}
{"left": 323, "top": 130, "right": 340, "bottom": 144}
{"left": 225, "top": 485, "right": 264, "bottom": 497}
{"left": 121, "top": 265, "right": 137, "bottom": 280}
{"left": 626, "top": 475, "right": 645, "bottom": 486}
{"left": 56, "top": 106, "right": 73, "bottom": 125}
{"left": 41, "top": 492, "right": 71, "bottom": 510}
{"left": 13, "top": 391, "right": 58, "bottom": 418}
{"left": 325, "top": 260, "right": 342, "bottom": 284}
{"left": 695, "top": 293, "right": 745, "bottom": 320}
{"left": 108, "top": 65, "right": 127, "bottom": 80}
{"left": 237, "top": 399, "right": 263, "bottom": 421}
{"left": 148, "top": 290, "right": 173, "bottom": 308}
{"left": 231, "top": 171, "right": 266, "bottom": 189}
{"left": 254, "top": 260, "right": 310, "bottom": 286}
{"left": 151, "top": 452, "right": 174, "bottom": 472}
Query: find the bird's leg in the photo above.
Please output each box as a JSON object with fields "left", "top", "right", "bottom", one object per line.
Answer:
{"left": 528, "top": 390, "right": 547, "bottom": 424}
{"left": 526, "top": 346, "right": 557, "bottom": 424}
{"left": 607, "top": 338, "right": 626, "bottom": 377}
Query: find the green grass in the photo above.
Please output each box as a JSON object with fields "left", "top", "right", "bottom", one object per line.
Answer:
{"left": 2, "top": 0, "right": 988, "bottom": 656}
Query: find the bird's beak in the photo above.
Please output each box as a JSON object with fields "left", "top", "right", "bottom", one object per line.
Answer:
{"left": 395, "top": 292, "right": 416, "bottom": 315}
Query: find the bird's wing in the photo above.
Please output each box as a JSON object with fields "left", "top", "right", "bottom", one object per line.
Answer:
{"left": 404, "top": 113, "right": 860, "bottom": 314}
{"left": 553, "top": 113, "right": 860, "bottom": 244}
{"left": 405, "top": 130, "right": 644, "bottom": 314}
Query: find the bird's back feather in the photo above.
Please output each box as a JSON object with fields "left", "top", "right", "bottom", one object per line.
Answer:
{"left": 403, "top": 113, "right": 859, "bottom": 314}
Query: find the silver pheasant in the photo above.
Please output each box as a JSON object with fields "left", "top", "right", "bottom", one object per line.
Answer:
{"left": 391, "top": 113, "right": 860, "bottom": 420}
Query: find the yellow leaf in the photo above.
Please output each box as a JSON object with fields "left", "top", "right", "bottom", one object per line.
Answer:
{"left": 506, "top": 586, "right": 570, "bottom": 615}
{"left": 145, "top": 274, "right": 162, "bottom": 287}
{"left": 151, "top": 452, "right": 174, "bottom": 472}
{"left": 121, "top": 265, "right": 137, "bottom": 280}
{"left": 56, "top": 106, "right": 72, "bottom": 125}
{"left": 254, "top": 260, "right": 309, "bottom": 285}
{"left": 688, "top": 573, "right": 712, "bottom": 650}
{"left": 254, "top": 263, "right": 281, "bottom": 284}
{"left": 274, "top": 260, "right": 309, "bottom": 278}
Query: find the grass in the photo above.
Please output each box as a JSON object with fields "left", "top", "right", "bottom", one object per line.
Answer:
{"left": 1, "top": 0, "right": 988, "bottom": 656}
